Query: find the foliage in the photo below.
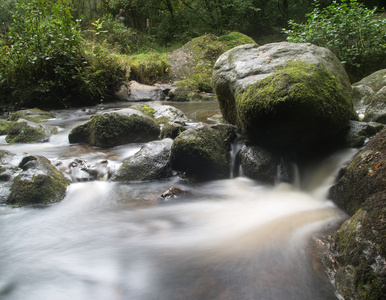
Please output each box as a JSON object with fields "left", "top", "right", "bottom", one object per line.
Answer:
{"left": 0, "top": 0, "right": 126, "bottom": 109}
{"left": 125, "top": 52, "right": 170, "bottom": 84}
{"left": 284, "top": 0, "right": 386, "bottom": 78}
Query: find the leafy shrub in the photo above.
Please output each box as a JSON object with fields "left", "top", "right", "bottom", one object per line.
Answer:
{"left": 284, "top": 0, "right": 386, "bottom": 80}
{"left": 0, "top": 0, "right": 126, "bottom": 109}
{"left": 126, "top": 52, "right": 170, "bottom": 84}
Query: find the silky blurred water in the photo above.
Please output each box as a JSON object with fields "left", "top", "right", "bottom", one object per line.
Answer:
{"left": 0, "top": 101, "right": 356, "bottom": 300}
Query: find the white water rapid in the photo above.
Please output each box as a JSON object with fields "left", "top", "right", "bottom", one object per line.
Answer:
{"left": 0, "top": 101, "right": 357, "bottom": 300}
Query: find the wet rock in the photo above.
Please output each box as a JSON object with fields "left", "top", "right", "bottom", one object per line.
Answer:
{"left": 342, "top": 120, "right": 384, "bottom": 148}
{"left": 61, "top": 158, "right": 112, "bottom": 182}
{"left": 112, "top": 139, "right": 173, "bottom": 182}
{"left": 324, "top": 128, "right": 386, "bottom": 299}
{"left": 131, "top": 102, "right": 188, "bottom": 124}
{"left": 352, "top": 84, "right": 375, "bottom": 117}
{"left": 6, "top": 155, "right": 70, "bottom": 206}
{"left": 68, "top": 109, "right": 160, "bottom": 148}
{"left": 160, "top": 122, "right": 187, "bottom": 139}
{"left": 212, "top": 42, "right": 355, "bottom": 150}
{"left": 5, "top": 118, "right": 58, "bottom": 143}
{"left": 156, "top": 186, "right": 190, "bottom": 202}
{"left": 9, "top": 108, "right": 55, "bottom": 123}
{"left": 353, "top": 68, "right": 386, "bottom": 94}
{"left": 240, "top": 145, "right": 294, "bottom": 184}
{"left": 170, "top": 123, "right": 237, "bottom": 181}
{"left": 364, "top": 86, "right": 386, "bottom": 124}
{"left": 0, "top": 150, "right": 20, "bottom": 202}
{"left": 115, "top": 81, "right": 166, "bottom": 102}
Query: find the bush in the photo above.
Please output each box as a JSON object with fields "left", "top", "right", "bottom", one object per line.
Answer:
{"left": 284, "top": 0, "right": 386, "bottom": 80}
{"left": 0, "top": 0, "right": 126, "bottom": 109}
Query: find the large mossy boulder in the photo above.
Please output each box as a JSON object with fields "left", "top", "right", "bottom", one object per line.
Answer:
{"left": 112, "top": 139, "right": 173, "bottom": 182}
{"left": 324, "top": 128, "right": 386, "bottom": 299}
{"left": 168, "top": 32, "right": 255, "bottom": 101}
{"left": 6, "top": 155, "right": 70, "bottom": 206}
{"left": 212, "top": 42, "right": 355, "bottom": 150}
{"left": 5, "top": 118, "right": 58, "bottom": 143}
{"left": 68, "top": 109, "right": 160, "bottom": 148}
{"left": 170, "top": 123, "right": 236, "bottom": 181}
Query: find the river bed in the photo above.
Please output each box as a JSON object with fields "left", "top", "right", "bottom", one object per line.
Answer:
{"left": 0, "top": 101, "right": 356, "bottom": 300}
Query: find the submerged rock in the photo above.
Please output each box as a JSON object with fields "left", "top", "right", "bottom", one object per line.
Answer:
{"left": 6, "top": 155, "right": 70, "bottom": 206}
{"left": 5, "top": 118, "right": 58, "bottom": 143}
{"left": 324, "top": 128, "right": 386, "bottom": 299}
{"left": 212, "top": 42, "right": 355, "bottom": 150}
{"left": 68, "top": 109, "right": 160, "bottom": 148}
{"left": 112, "top": 139, "right": 173, "bottom": 182}
{"left": 170, "top": 123, "right": 237, "bottom": 181}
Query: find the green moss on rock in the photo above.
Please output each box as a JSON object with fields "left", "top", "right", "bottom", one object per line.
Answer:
{"left": 0, "top": 120, "right": 12, "bottom": 135}
{"left": 325, "top": 128, "right": 386, "bottom": 299}
{"left": 236, "top": 62, "right": 354, "bottom": 148}
{"left": 170, "top": 123, "right": 236, "bottom": 180}
{"left": 6, "top": 155, "right": 70, "bottom": 206}
{"left": 10, "top": 108, "right": 55, "bottom": 123}
{"left": 5, "top": 119, "right": 58, "bottom": 143}
{"left": 169, "top": 32, "right": 255, "bottom": 99}
{"left": 68, "top": 112, "right": 160, "bottom": 148}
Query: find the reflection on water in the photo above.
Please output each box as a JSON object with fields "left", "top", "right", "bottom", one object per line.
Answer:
{"left": 0, "top": 101, "right": 353, "bottom": 300}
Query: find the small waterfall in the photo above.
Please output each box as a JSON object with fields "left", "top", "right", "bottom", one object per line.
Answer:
{"left": 229, "top": 135, "right": 243, "bottom": 178}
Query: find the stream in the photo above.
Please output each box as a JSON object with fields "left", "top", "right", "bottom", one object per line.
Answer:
{"left": 0, "top": 101, "right": 356, "bottom": 300}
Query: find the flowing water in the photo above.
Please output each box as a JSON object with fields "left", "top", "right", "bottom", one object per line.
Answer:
{"left": 0, "top": 101, "right": 357, "bottom": 300}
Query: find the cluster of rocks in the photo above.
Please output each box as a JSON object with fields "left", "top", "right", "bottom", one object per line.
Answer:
{"left": 1, "top": 40, "right": 385, "bottom": 298}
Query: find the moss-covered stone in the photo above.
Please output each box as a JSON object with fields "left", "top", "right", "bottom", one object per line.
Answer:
{"left": 325, "top": 128, "right": 386, "bottom": 299}
{"left": 9, "top": 108, "right": 55, "bottom": 123}
{"left": 68, "top": 112, "right": 160, "bottom": 148}
{"left": 160, "top": 122, "right": 186, "bottom": 139}
{"left": 131, "top": 102, "right": 188, "bottom": 124}
{"left": 6, "top": 155, "right": 70, "bottom": 206}
{"left": 170, "top": 123, "right": 237, "bottom": 181}
{"left": 0, "top": 120, "right": 12, "bottom": 135}
{"left": 168, "top": 32, "right": 255, "bottom": 100}
{"left": 353, "top": 69, "right": 386, "bottom": 94}
{"left": 5, "top": 118, "right": 58, "bottom": 143}
{"left": 236, "top": 62, "right": 354, "bottom": 149}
